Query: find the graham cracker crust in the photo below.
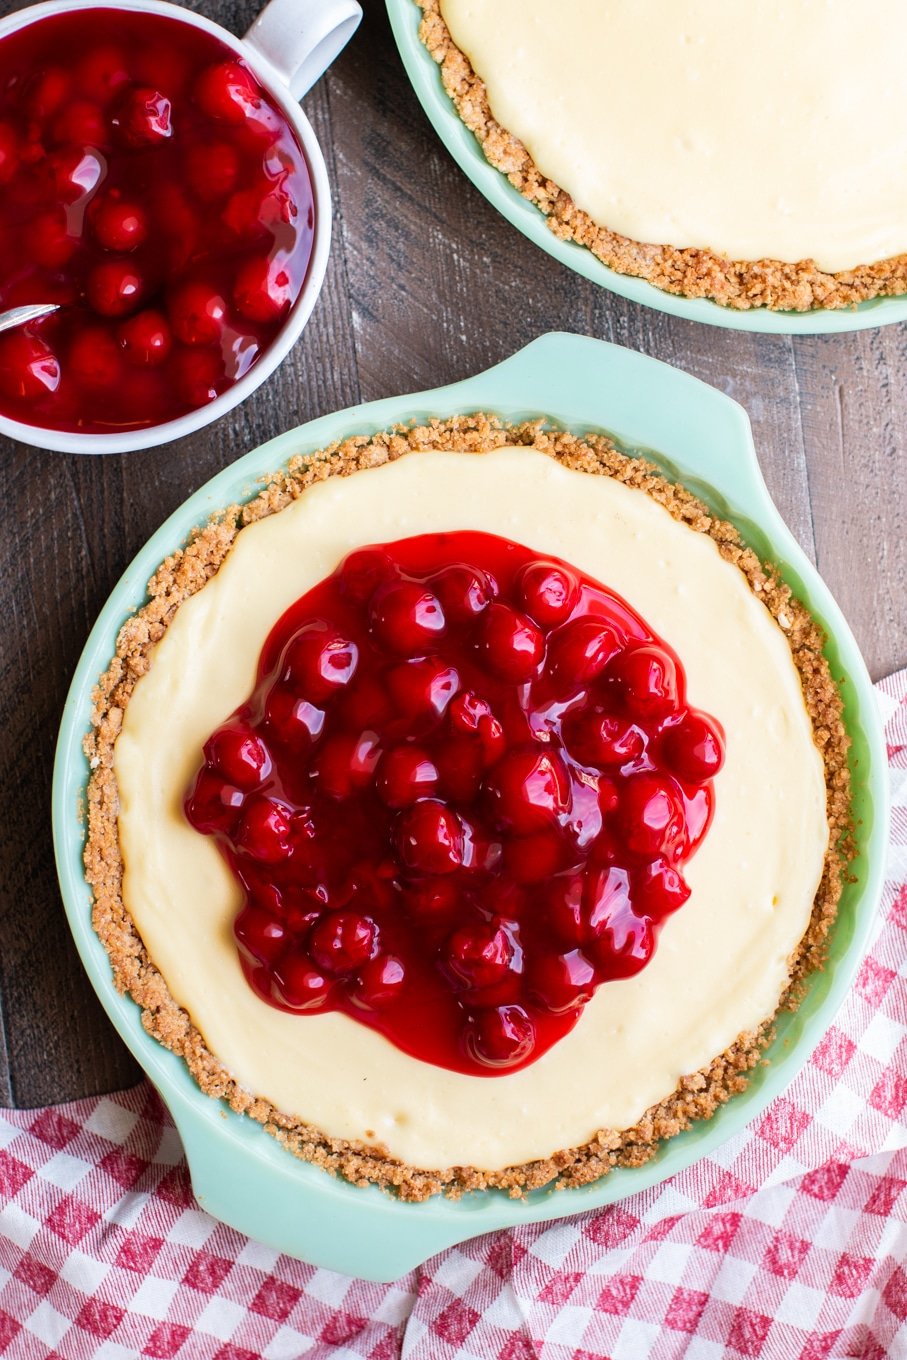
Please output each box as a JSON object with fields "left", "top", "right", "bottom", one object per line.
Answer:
{"left": 417, "top": 0, "right": 907, "bottom": 313}
{"left": 83, "top": 417, "right": 852, "bottom": 1201}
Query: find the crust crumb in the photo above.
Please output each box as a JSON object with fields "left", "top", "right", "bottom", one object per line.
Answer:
{"left": 83, "top": 416, "right": 851, "bottom": 1199}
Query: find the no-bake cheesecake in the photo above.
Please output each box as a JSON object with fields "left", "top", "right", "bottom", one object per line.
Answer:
{"left": 418, "top": 0, "right": 907, "bottom": 311}
{"left": 84, "top": 419, "right": 851, "bottom": 1198}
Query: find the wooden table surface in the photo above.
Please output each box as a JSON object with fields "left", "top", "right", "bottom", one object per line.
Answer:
{"left": 1, "top": 0, "right": 905, "bottom": 1109}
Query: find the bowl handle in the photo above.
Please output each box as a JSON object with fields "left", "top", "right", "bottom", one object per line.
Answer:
{"left": 244, "top": 0, "right": 362, "bottom": 100}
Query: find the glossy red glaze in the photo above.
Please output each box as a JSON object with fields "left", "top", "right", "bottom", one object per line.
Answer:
{"left": 0, "top": 8, "right": 314, "bottom": 433}
{"left": 185, "top": 531, "right": 725, "bottom": 1075}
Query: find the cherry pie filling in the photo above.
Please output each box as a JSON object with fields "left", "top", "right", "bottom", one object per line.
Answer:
{"left": 0, "top": 9, "right": 314, "bottom": 433}
{"left": 185, "top": 531, "right": 725, "bottom": 1075}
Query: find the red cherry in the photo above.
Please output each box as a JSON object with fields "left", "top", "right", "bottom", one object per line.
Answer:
{"left": 370, "top": 580, "right": 446, "bottom": 656}
{"left": 516, "top": 560, "right": 580, "bottom": 627}
{"left": 309, "top": 731, "right": 380, "bottom": 798}
{"left": 185, "top": 767, "right": 245, "bottom": 834}
{"left": 338, "top": 546, "right": 397, "bottom": 602}
{"left": 31, "top": 208, "right": 76, "bottom": 268}
{"left": 528, "top": 950, "right": 596, "bottom": 1014}
{"left": 431, "top": 563, "right": 496, "bottom": 623}
{"left": 168, "top": 280, "right": 227, "bottom": 346}
{"left": 0, "top": 333, "right": 61, "bottom": 401}
{"left": 547, "top": 618, "right": 621, "bottom": 690}
{"left": 76, "top": 46, "right": 129, "bottom": 103}
{"left": 86, "top": 260, "right": 143, "bottom": 318}
{"left": 174, "top": 347, "right": 224, "bottom": 408}
{"left": 185, "top": 140, "right": 240, "bottom": 201}
{"left": 68, "top": 327, "right": 123, "bottom": 388}
{"left": 113, "top": 85, "right": 172, "bottom": 145}
{"left": 53, "top": 99, "right": 108, "bottom": 148}
{"left": 193, "top": 61, "right": 260, "bottom": 124}
{"left": 234, "top": 905, "right": 286, "bottom": 965}
{"left": 386, "top": 658, "right": 459, "bottom": 721}
{"left": 662, "top": 711, "right": 725, "bottom": 782}
{"left": 466, "top": 1005, "right": 535, "bottom": 1069}
{"left": 587, "top": 905, "right": 653, "bottom": 978}
{"left": 475, "top": 603, "right": 544, "bottom": 682}
{"left": 233, "top": 254, "right": 294, "bottom": 324}
{"left": 25, "top": 68, "right": 70, "bottom": 120}
{"left": 606, "top": 644, "right": 681, "bottom": 720}
{"left": 564, "top": 710, "right": 646, "bottom": 769}
{"left": 485, "top": 747, "right": 570, "bottom": 835}
{"left": 396, "top": 800, "right": 464, "bottom": 875}
{"left": 118, "top": 310, "right": 173, "bottom": 367}
{"left": 238, "top": 797, "right": 293, "bottom": 862}
{"left": 375, "top": 745, "right": 439, "bottom": 808}
{"left": 204, "top": 724, "right": 269, "bottom": 789}
{"left": 0, "top": 122, "right": 18, "bottom": 185}
{"left": 446, "top": 920, "right": 514, "bottom": 991}
{"left": 283, "top": 622, "right": 358, "bottom": 701}
{"left": 618, "top": 774, "right": 687, "bottom": 861}
{"left": 634, "top": 859, "right": 691, "bottom": 920}
{"left": 92, "top": 195, "right": 148, "bottom": 252}
{"left": 272, "top": 953, "right": 333, "bottom": 1010}
{"left": 308, "top": 911, "right": 377, "bottom": 977}
{"left": 351, "top": 954, "right": 406, "bottom": 1009}
{"left": 545, "top": 875, "right": 586, "bottom": 947}
{"left": 447, "top": 690, "right": 491, "bottom": 736}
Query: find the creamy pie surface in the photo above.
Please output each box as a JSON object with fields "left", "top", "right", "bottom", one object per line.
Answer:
{"left": 113, "top": 448, "right": 828, "bottom": 1171}
{"left": 438, "top": 0, "right": 907, "bottom": 273}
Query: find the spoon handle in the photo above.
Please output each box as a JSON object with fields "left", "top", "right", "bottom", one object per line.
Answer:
{"left": 0, "top": 303, "right": 59, "bottom": 334}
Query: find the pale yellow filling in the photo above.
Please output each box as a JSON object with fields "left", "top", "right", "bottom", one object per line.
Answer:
{"left": 115, "top": 449, "right": 827, "bottom": 1170}
{"left": 439, "top": 0, "right": 907, "bottom": 272}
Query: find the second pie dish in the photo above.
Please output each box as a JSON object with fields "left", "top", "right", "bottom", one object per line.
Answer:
{"left": 388, "top": 0, "right": 907, "bottom": 333}
{"left": 54, "top": 334, "right": 887, "bottom": 1278}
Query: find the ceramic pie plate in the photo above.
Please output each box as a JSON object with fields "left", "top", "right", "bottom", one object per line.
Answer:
{"left": 385, "top": 0, "right": 907, "bottom": 335}
{"left": 53, "top": 334, "right": 887, "bottom": 1280}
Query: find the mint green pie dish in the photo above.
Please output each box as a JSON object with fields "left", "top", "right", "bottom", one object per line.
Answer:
{"left": 53, "top": 334, "right": 887, "bottom": 1280}
{"left": 386, "top": 0, "right": 907, "bottom": 335}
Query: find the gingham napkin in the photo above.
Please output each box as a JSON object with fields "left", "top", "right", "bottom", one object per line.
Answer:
{"left": 1, "top": 674, "right": 905, "bottom": 1360}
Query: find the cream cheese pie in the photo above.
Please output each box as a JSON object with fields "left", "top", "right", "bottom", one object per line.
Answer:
{"left": 418, "top": 0, "right": 907, "bottom": 311}
{"left": 84, "top": 419, "right": 851, "bottom": 1198}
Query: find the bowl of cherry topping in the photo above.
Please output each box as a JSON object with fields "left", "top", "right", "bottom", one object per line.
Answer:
{"left": 0, "top": 0, "right": 361, "bottom": 452}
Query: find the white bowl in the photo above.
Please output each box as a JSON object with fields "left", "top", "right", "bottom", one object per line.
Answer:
{"left": 0, "top": 0, "right": 361, "bottom": 454}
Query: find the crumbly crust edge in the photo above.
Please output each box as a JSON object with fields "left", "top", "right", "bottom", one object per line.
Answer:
{"left": 416, "top": 0, "right": 907, "bottom": 313}
{"left": 83, "top": 415, "right": 852, "bottom": 1201}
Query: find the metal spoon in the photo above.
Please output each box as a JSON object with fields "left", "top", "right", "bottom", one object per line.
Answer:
{"left": 0, "top": 303, "right": 59, "bottom": 334}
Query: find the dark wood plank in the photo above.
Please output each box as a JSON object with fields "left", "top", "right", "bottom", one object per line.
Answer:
{"left": 0, "top": 0, "right": 903, "bottom": 1108}
{"left": 793, "top": 330, "right": 907, "bottom": 680}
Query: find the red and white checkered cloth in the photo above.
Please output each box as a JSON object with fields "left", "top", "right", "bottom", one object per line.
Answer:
{"left": 1, "top": 673, "right": 906, "bottom": 1360}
